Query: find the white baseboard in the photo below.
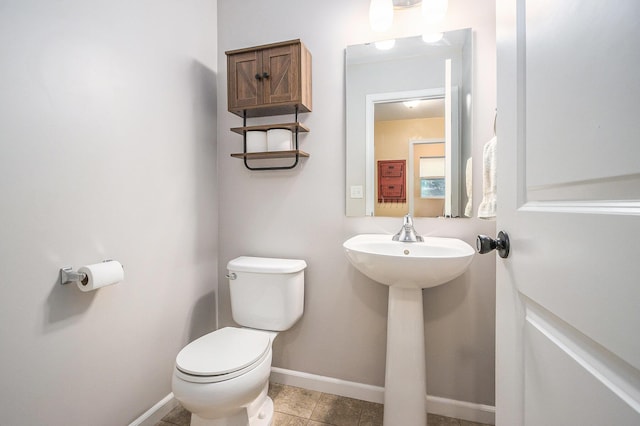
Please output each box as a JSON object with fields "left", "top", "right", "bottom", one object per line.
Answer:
{"left": 270, "top": 366, "right": 385, "bottom": 404}
{"left": 129, "top": 393, "right": 179, "bottom": 426}
{"left": 270, "top": 367, "right": 495, "bottom": 425}
{"left": 426, "top": 394, "right": 495, "bottom": 425}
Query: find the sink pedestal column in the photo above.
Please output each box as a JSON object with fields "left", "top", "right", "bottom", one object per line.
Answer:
{"left": 383, "top": 286, "right": 427, "bottom": 426}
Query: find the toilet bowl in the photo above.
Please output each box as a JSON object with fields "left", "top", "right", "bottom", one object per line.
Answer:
{"left": 171, "top": 257, "right": 306, "bottom": 426}
{"left": 172, "top": 327, "right": 276, "bottom": 425}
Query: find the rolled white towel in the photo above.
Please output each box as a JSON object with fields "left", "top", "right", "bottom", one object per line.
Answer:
{"left": 464, "top": 157, "right": 472, "bottom": 217}
{"left": 478, "top": 136, "right": 497, "bottom": 219}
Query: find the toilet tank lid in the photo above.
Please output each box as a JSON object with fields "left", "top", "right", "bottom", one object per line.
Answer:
{"left": 227, "top": 256, "right": 307, "bottom": 273}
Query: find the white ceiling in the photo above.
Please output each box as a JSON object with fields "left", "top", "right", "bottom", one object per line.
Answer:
{"left": 374, "top": 98, "right": 445, "bottom": 121}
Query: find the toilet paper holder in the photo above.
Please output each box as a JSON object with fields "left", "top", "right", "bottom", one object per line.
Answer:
{"left": 60, "top": 260, "right": 115, "bottom": 286}
{"left": 60, "top": 267, "right": 88, "bottom": 286}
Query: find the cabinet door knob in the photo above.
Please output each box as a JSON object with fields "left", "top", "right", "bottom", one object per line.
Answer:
{"left": 255, "top": 73, "right": 263, "bottom": 80}
{"left": 262, "top": 72, "right": 270, "bottom": 79}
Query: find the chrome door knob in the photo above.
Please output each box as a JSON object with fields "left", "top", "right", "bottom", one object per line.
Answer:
{"left": 476, "top": 231, "right": 510, "bottom": 258}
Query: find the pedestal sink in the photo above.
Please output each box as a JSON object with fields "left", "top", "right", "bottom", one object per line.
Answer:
{"left": 343, "top": 234, "right": 475, "bottom": 426}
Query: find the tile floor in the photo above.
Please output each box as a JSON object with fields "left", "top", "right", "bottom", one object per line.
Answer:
{"left": 156, "top": 383, "right": 491, "bottom": 426}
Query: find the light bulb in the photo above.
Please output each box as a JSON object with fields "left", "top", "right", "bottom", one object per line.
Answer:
{"left": 403, "top": 100, "right": 421, "bottom": 108}
{"left": 369, "top": 0, "right": 394, "bottom": 32}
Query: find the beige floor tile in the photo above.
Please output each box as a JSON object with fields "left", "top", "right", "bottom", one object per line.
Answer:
{"left": 358, "top": 400, "right": 383, "bottom": 426}
{"left": 310, "top": 393, "right": 364, "bottom": 426}
{"left": 270, "top": 383, "right": 323, "bottom": 418}
{"left": 428, "top": 413, "right": 493, "bottom": 426}
{"left": 460, "top": 420, "right": 492, "bottom": 426}
{"left": 427, "top": 413, "right": 463, "bottom": 425}
{"left": 160, "top": 405, "right": 191, "bottom": 426}
{"left": 268, "top": 382, "right": 287, "bottom": 399}
{"left": 272, "top": 411, "right": 310, "bottom": 426}
{"left": 156, "top": 383, "right": 487, "bottom": 426}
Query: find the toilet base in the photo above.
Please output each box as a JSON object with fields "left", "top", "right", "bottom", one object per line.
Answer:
{"left": 190, "top": 396, "right": 274, "bottom": 426}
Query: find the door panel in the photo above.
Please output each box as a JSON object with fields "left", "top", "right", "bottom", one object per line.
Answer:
{"left": 496, "top": 0, "right": 640, "bottom": 424}
{"left": 511, "top": 212, "right": 640, "bottom": 370}
{"left": 524, "top": 309, "right": 640, "bottom": 425}
{"left": 524, "top": 0, "right": 640, "bottom": 201}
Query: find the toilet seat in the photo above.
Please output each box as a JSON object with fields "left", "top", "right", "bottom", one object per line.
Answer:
{"left": 175, "top": 327, "right": 271, "bottom": 384}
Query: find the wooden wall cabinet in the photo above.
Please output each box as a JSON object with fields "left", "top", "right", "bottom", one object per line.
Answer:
{"left": 227, "top": 39, "right": 312, "bottom": 118}
{"left": 226, "top": 39, "right": 312, "bottom": 170}
{"left": 378, "top": 160, "right": 406, "bottom": 203}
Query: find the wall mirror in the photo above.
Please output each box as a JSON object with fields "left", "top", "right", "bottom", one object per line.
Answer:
{"left": 345, "top": 28, "right": 472, "bottom": 218}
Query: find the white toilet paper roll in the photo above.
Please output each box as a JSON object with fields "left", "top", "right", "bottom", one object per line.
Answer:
{"left": 77, "top": 260, "right": 124, "bottom": 292}
{"left": 246, "top": 131, "right": 267, "bottom": 153}
{"left": 267, "top": 129, "right": 293, "bottom": 151}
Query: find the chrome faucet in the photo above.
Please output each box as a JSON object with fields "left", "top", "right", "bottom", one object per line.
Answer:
{"left": 392, "top": 214, "right": 424, "bottom": 242}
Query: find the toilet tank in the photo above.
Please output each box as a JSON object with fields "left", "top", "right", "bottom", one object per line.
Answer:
{"left": 227, "top": 256, "right": 306, "bottom": 331}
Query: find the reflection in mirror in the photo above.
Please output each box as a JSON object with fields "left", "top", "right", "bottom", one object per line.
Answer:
{"left": 370, "top": 88, "right": 459, "bottom": 217}
{"left": 345, "top": 28, "right": 472, "bottom": 218}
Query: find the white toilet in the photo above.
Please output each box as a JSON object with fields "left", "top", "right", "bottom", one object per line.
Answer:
{"left": 172, "top": 256, "right": 306, "bottom": 426}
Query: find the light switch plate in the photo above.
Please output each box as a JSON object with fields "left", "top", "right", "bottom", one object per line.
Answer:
{"left": 350, "top": 185, "right": 364, "bottom": 199}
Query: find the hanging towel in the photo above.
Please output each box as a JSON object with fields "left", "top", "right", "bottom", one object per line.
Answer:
{"left": 464, "top": 157, "right": 472, "bottom": 217}
{"left": 478, "top": 136, "right": 497, "bottom": 219}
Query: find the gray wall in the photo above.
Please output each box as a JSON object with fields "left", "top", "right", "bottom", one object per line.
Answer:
{"left": 0, "top": 1, "right": 218, "bottom": 424}
{"left": 218, "top": 0, "right": 497, "bottom": 407}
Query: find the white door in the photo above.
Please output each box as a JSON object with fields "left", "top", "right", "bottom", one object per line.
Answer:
{"left": 496, "top": 0, "right": 640, "bottom": 425}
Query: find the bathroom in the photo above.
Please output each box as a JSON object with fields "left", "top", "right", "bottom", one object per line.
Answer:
{"left": 1, "top": 0, "right": 638, "bottom": 425}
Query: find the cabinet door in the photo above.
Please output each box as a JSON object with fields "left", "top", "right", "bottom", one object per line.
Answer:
{"left": 226, "top": 40, "right": 311, "bottom": 117}
{"left": 228, "top": 50, "right": 261, "bottom": 110}
{"left": 262, "top": 44, "right": 300, "bottom": 105}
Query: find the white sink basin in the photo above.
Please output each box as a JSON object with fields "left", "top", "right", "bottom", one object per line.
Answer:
{"left": 343, "top": 233, "right": 475, "bottom": 289}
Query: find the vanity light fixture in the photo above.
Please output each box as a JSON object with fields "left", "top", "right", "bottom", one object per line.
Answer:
{"left": 421, "top": 0, "right": 448, "bottom": 43}
{"left": 369, "top": 0, "right": 394, "bottom": 32}
{"left": 393, "top": 0, "right": 422, "bottom": 8}
{"left": 369, "top": 0, "right": 448, "bottom": 47}
{"left": 370, "top": 0, "right": 424, "bottom": 33}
